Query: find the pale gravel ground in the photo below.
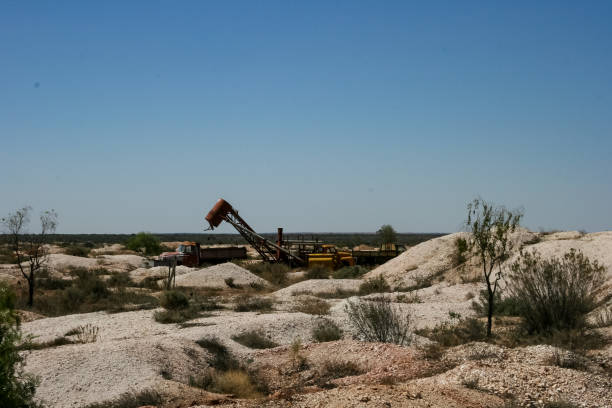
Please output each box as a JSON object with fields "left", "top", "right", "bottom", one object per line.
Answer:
{"left": 427, "top": 345, "right": 612, "bottom": 408}
{"left": 272, "top": 279, "right": 362, "bottom": 300}
{"left": 22, "top": 308, "right": 327, "bottom": 407}
{"left": 16, "top": 229, "right": 612, "bottom": 407}
{"left": 174, "top": 262, "right": 270, "bottom": 288}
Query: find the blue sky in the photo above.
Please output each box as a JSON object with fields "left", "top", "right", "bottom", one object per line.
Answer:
{"left": 1, "top": 1, "right": 611, "bottom": 234}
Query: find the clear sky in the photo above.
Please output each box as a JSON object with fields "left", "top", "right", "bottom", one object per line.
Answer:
{"left": 1, "top": 1, "right": 611, "bottom": 234}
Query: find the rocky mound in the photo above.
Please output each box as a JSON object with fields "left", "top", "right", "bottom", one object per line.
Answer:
{"left": 45, "top": 253, "right": 147, "bottom": 274}
{"left": 174, "top": 262, "right": 270, "bottom": 288}
{"left": 273, "top": 279, "right": 362, "bottom": 300}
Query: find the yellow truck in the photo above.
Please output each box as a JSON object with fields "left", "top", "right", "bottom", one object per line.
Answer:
{"left": 307, "top": 244, "right": 355, "bottom": 269}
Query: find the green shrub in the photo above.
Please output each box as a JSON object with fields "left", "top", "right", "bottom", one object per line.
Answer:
{"left": 36, "top": 274, "right": 71, "bottom": 290}
{"left": 83, "top": 389, "right": 162, "bottom": 408}
{"left": 64, "top": 245, "right": 91, "bottom": 257}
{"left": 160, "top": 290, "right": 189, "bottom": 310}
{"left": 508, "top": 249, "right": 606, "bottom": 333}
{"left": 316, "top": 359, "right": 364, "bottom": 386}
{"left": 153, "top": 306, "right": 200, "bottom": 324}
{"left": 306, "top": 265, "right": 331, "bottom": 280}
{"left": 196, "top": 336, "right": 238, "bottom": 371}
{"left": 0, "top": 283, "right": 41, "bottom": 408}
{"left": 107, "top": 272, "right": 133, "bottom": 287}
{"left": 345, "top": 298, "right": 411, "bottom": 345}
{"left": 0, "top": 246, "right": 18, "bottom": 264}
{"left": 420, "top": 342, "right": 445, "bottom": 360}
{"left": 71, "top": 268, "right": 110, "bottom": 301}
{"left": 125, "top": 232, "right": 162, "bottom": 256}
{"left": 246, "top": 263, "right": 290, "bottom": 286}
{"left": 332, "top": 265, "right": 368, "bottom": 279}
{"left": 19, "top": 336, "right": 74, "bottom": 351}
{"left": 416, "top": 318, "right": 486, "bottom": 347}
{"left": 292, "top": 297, "right": 330, "bottom": 315}
{"left": 311, "top": 318, "right": 343, "bottom": 342}
{"left": 234, "top": 295, "right": 273, "bottom": 312}
{"left": 139, "top": 276, "right": 162, "bottom": 290}
{"left": 231, "top": 330, "right": 278, "bottom": 349}
{"left": 315, "top": 288, "right": 359, "bottom": 299}
{"left": 452, "top": 237, "right": 468, "bottom": 266}
{"left": 358, "top": 275, "right": 391, "bottom": 295}
{"left": 224, "top": 277, "right": 238, "bottom": 288}
{"left": 471, "top": 289, "right": 521, "bottom": 317}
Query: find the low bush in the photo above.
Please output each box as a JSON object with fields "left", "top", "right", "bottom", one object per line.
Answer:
{"left": 471, "top": 289, "right": 521, "bottom": 317}
{"left": 160, "top": 290, "right": 189, "bottom": 310}
{"left": 420, "top": 342, "right": 444, "bottom": 360}
{"left": 504, "top": 326, "right": 607, "bottom": 351}
{"left": 396, "top": 292, "right": 422, "bottom": 303}
{"left": 289, "top": 338, "right": 308, "bottom": 371}
{"left": 65, "top": 323, "right": 99, "bottom": 344}
{"left": 246, "top": 263, "right": 290, "bottom": 287}
{"left": 64, "top": 245, "right": 91, "bottom": 257}
{"left": 358, "top": 275, "right": 391, "bottom": 295}
{"left": 83, "top": 389, "right": 162, "bottom": 408}
{"left": 0, "top": 245, "right": 18, "bottom": 264}
{"left": 224, "top": 277, "right": 239, "bottom": 288}
{"left": 189, "top": 371, "right": 213, "bottom": 390}
{"left": 306, "top": 265, "right": 331, "bottom": 280}
{"left": 232, "top": 330, "right": 278, "bottom": 349}
{"left": 153, "top": 306, "right": 201, "bottom": 324}
{"left": 345, "top": 298, "right": 411, "bottom": 345}
{"left": 36, "top": 271, "right": 71, "bottom": 290}
{"left": 508, "top": 249, "right": 605, "bottom": 333}
{"left": 107, "top": 272, "right": 133, "bottom": 288}
{"left": 139, "top": 276, "right": 162, "bottom": 290}
{"left": 315, "top": 289, "right": 359, "bottom": 299}
{"left": 195, "top": 295, "right": 222, "bottom": 312}
{"left": 332, "top": 265, "right": 368, "bottom": 279}
{"left": 196, "top": 336, "right": 238, "bottom": 371}
{"left": 311, "top": 318, "right": 343, "bottom": 342}
{"left": 234, "top": 295, "right": 273, "bottom": 312}
{"left": 25, "top": 271, "right": 159, "bottom": 316}
{"left": 316, "top": 359, "right": 364, "bottom": 386}
{"left": 416, "top": 318, "right": 486, "bottom": 347}
{"left": 452, "top": 237, "right": 469, "bottom": 266}
{"left": 207, "top": 369, "right": 262, "bottom": 398}
{"left": 19, "top": 336, "right": 74, "bottom": 351}
{"left": 292, "top": 297, "right": 330, "bottom": 315}
{"left": 547, "top": 349, "right": 585, "bottom": 370}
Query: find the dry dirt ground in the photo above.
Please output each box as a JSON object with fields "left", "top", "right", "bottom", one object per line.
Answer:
{"left": 4, "top": 231, "right": 612, "bottom": 407}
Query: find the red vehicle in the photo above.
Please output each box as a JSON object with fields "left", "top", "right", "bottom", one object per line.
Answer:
{"left": 154, "top": 241, "right": 246, "bottom": 267}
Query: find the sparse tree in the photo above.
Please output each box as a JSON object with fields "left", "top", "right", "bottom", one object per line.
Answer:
{"left": 0, "top": 283, "right": 41, "bottom": 407}
{"left": 1, "top": 207, "right": 58, "bottom": 307}
{"left": 377, "top": 224, "right": 397, "bottom": 245}
{"left": 466, "top": 198, "right": 522, "bottom": 337}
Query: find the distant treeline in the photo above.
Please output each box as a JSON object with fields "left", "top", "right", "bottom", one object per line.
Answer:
{"left": 0, "top": 232, "right": 445, "bottom": 248}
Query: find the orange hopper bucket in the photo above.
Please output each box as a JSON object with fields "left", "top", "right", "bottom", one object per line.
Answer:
{"left": 205, "top": 198, "right": 233, "bottom": 229}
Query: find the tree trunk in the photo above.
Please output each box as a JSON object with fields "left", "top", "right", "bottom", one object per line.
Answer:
{"left": 486, "top": 287, "right": 494, "bottom": 337}
{"left": 28, "top": 274, "right": 34, "bottom": 307}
